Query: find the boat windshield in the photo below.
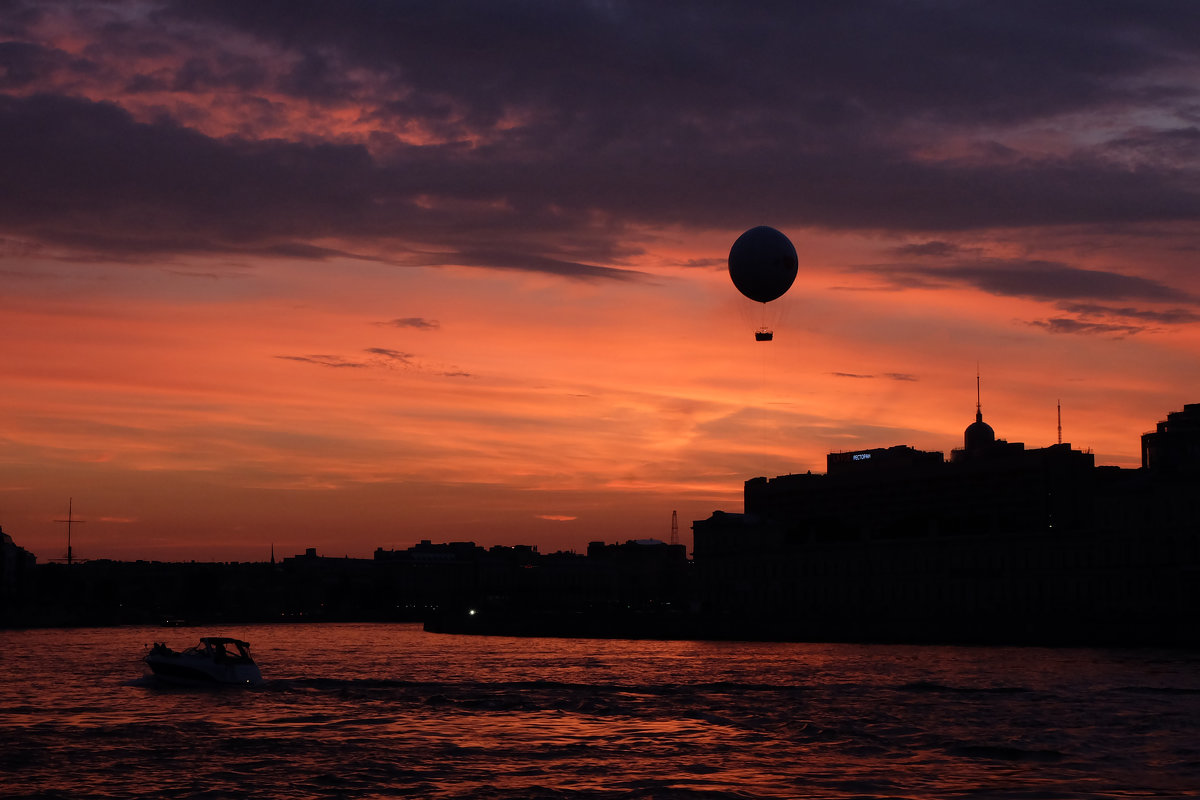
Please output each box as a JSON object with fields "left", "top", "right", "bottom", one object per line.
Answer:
{"left": 207, "top": 640, "right": 253, "bottom": 662}
{"left": 176, "top": 639, "right": 254, "bottom": 663}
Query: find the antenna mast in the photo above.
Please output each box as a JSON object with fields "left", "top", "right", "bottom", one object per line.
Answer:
{"left": 670, "top": 510, "right": 679, "bottom": 546}
{"left": 1057, "top": 399, "right": 1062, "bottom": 445}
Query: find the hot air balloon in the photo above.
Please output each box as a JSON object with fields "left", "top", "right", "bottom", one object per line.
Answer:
{"left": 728, "top": 226, "right": 798, "bottom": 341}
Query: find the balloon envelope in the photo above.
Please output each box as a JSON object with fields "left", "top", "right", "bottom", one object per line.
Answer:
{"left": 728, "top": 226, "right": 798, "bottom": 304}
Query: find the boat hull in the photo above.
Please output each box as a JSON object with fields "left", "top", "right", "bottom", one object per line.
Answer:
{"left": 144, "top": 655, "right": 262, "bottom": 686}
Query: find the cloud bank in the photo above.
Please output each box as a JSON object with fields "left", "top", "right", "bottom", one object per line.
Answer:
{"left": 1, "top": 1, "right": 1198, "bottom": 279}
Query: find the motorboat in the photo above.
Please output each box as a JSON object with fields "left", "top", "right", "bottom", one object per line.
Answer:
{"left": 144, "top": 637, "right": 263, "bottom": 686}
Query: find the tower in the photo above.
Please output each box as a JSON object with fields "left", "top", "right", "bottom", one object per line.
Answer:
{"left": 1057, "top": 399, "right": 1062, "bottom": 445}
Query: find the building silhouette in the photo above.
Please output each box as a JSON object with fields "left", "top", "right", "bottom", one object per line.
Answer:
{"left": 1142, "top": 402, "right": 1200, "bottom": 473}
{"left": 0, "top": 535, "right": 690, "bottom": 630}
{"left": 693, "top": 400, "right": 1200, "bottom": 645}
{"left": 3, "top": 401, "right": 1197, "bottom": 644}
{"left": 0, "top": 526, "right": 37, "bottom": 625}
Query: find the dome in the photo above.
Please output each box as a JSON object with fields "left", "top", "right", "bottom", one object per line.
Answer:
{"left": 964, "top": 412, "right": 995, "bottom": 450}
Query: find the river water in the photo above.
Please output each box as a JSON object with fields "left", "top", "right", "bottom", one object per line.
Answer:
{"left": 1, "top": 623, "right": 1197, "bottom": 799}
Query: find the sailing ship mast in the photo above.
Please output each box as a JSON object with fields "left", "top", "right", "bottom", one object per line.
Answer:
{"left": 54, "top": 498, "right": 85, "bottom": 565}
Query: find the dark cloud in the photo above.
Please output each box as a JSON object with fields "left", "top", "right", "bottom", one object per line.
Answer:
{"left": 0, "top": 1, "right": 43, "bottom": 38}
{"left": 953, "top": 261, "right": 1188, "bottom": 302}
{"left": 1028, "top": 318, "right": 1146, "bottom": 337}
{"left": 1, "top": 1, "right": 1199, "bottom": 268}
{"left": 1056, "top": 302, "right": 1200, "bottom": 324}
{"left": 0, "top": 42, "right": 66, "bottom": 87}
{"left": 1106, "top": 126, "right": 1200, "bottom": 165}
{"left": 364, "top": 347, "right": 414, "bottom": 365}
{"left": 378, "top": 318, "right": 440, "bottom": 330}
{"left": 448, "top": 250, "right": 646, "bottom": 281}
{"left": 831, "top": 371, "right": 919, "bottom": 381}
{"left": 171, "top": 54, "right": 268, "bottom": 94}
{"left": 168, "top": 1, "right": 1200, "bottom": 125}
{"left": 0, "top": 92, "right": 647, "bottom": 276}
{"left": 276, "top": 354, "right": 367, "bottom": 368}
{"left": 278, "top": 347, "right": 472, "bottom": 376}
{"left": 872, "top": 259, "right": 1194, "bottom": 303}
{"left": 260, "top": 243, "right": 372, "bottom": 261}
{"left": 0, "top": 93, "right": 375, "bottom": 240}
{"left": 275, "top": 50, "right": 363, "bottom": 101}
{"left": 891, "top": 241, "right": 964, "bottom": 258}
{"left": 1027, "top": 299, "right": 1200, "bottom": 337}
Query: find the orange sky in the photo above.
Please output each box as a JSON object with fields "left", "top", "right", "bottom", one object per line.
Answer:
{"left": 2, "top": 3, "right": 1200, "bottom": 561}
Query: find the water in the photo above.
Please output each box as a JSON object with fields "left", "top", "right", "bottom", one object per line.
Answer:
{"left": 1, "top": 624, "right": 1198, "bottom": 799}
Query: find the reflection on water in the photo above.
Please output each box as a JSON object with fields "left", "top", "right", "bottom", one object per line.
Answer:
{"left": 1, "top": 623, "right": 1198, "bottom": 799}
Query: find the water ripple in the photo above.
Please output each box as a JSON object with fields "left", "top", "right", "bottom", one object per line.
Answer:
{"left": 2, "top": 624, "right": 1198, "bottom": 799}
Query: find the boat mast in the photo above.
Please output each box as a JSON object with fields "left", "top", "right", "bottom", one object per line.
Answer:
{"left": 54, "top": 498, "right": 85, "bottom": 565}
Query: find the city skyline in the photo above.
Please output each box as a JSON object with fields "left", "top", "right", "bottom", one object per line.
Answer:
{"left": 3, "top": 2, "right": 1200, "bottom": 562}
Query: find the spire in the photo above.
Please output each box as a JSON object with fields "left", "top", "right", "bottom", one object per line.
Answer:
{"left": 975, "top": 368, "right": 983, "bottom": 423}
{"left": 1057, "top": 399, "right": 1062, "bottom": 445}
{"left": 964, "top": 368, "right": 995, "bottom": 451}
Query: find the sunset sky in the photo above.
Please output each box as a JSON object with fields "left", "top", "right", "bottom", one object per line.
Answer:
{"left": 3, "top": 1, "right": 1200, "bottom": 562}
